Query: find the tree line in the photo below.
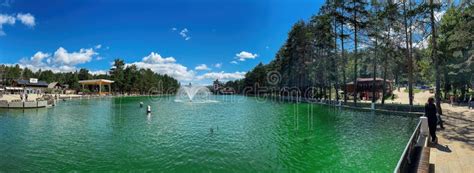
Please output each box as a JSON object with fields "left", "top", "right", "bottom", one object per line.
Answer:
{"left": 224, "top": 0, "right": 473, "bottom": 108}
{"left": 0, "top": 59, "right": 180, "bottom": 94}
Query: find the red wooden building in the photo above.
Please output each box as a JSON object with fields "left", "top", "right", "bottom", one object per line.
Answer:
{"left": 346, "top": 78, "right": 393, "bottom": 100}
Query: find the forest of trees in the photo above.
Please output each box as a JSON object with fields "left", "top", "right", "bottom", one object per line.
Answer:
{"left": 224, "top": 0, "right": 473, "bottom": 107}
{"left": 0, "top": 59, "right": 180, "bottom": 94}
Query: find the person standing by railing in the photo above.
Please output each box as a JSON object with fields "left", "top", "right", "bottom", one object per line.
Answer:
{"left": 425, "top": 97, "right": 438, "bottom": 143}
{"left": 469, "top": 97, "right": 474, "bottom": 109}
{"left": 437, "top": 102, "right": 445, "bottom": 129}
{"left": 450, "top": 95, "right": 455, "bottom": 106}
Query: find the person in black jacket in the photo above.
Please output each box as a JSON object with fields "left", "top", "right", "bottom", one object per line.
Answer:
{"left": 425, "top": 98, "right": 438, "bottom": 143}
{"left": 437, "top": 103, "right": 445, "bottom": 129}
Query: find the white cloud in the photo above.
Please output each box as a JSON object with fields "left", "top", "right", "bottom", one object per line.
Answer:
{"left": 142, "top": 52, "right": 176, "bottom": 64}
{"left": 129, "top": 62, "right": 195, "bottom": 81}
{"left": 0, "top": 14, "right": 15, "bottom": 25}
{"left": 196, "top": 71, "right": 246, "bottom": 81}
{"left": 127, "top": 52, "right": 195, "bottom": 81}
{"left": 30, "top": 51, "right": 50, "bottom": 63}
{"left": 16, "top": 13, "right": 35, "bottom": 27}
{"left": 179, "top": 28, "right": 191, "bottom": 40}
{"left": 195, "top": 64, "right": 211, "bottom": 71}
{"left": 18, "top": 51, "right": 50, "bottom": 69}
{"left": 230, "top": 60, "right": 238, "bottom": 64}
{"left": 414, "top": 36, "right": 430, "bottom": 49}
{"left": 53, "top": 47, "right": 97, "bottom": 66}
{"left": 17, "top": 46, "right": 99, "bottom": 73}
{"left": 435, "top": 10, "right": 446, "bottom": 22}
{"left": 127, "top": 52, "right": 243, "bottom": 82}
{"left": 359, "top": 42, "right": 369, "bottom": 50}
{"left": 410, "top": 21, "right": 425, "bottom": 35}
{"left": 90, "top": 70, "right": 107, "bottom": 75}
{"left": 95, "top": 44, "right": 102, "bottom": 49}
{"left": 0, "top": 13, "right": 35, "bottom": 36}
{"left": 0, "top": 14, "right": 16, "bottom": 36}
{"left": 235, "top": 51, "right": 258, "bottom": 61}
{"left": 14, "top": 49, "right": 246, "bottom": 83}
{"left": 19, "top": 60, "right": 75, "bottom": 73}
{"left": 57, "top": 65, "right": 76, "bottom": 72}
{"left": 171, "top": 27, "right": 177, "bottom": 31}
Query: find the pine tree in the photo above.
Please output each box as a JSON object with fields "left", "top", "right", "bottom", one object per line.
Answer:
{"left": 344, "top": 0, "right": 369, "bottom": 105}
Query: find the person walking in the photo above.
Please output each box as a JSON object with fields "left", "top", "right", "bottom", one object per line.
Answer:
{"left": 469, "top": 97, "right": 474, "bottom": 109}
{"left": 450, "top": 95, "right": 455, "bottom": 106}
{"left": 425, "top": 97, "right": 438, "bottom": 143}
{"left": 469, "top": 96, "right": 474, "bottom": 109}
{"left": 437, "top": 102, "right": 445, "bottom": 129}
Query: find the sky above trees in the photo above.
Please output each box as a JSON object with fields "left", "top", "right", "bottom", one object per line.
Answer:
{"left": 0, "top": 0, "right": 325, "bottom": 84}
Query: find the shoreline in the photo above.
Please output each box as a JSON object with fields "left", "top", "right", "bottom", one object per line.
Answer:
{"left": 243, "top": 94, "right": 425, "bottom": 116}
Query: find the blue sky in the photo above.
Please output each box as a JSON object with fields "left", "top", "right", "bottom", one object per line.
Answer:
{"left": 0, "top": 0, "right": 323, "bottom": 84}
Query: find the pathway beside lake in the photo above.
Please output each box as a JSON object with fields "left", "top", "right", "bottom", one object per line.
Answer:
{"left": 429, "top": 104, "right": 473, "bottom": 173}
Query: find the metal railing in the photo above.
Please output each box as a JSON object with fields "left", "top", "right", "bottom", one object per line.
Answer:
{"left": 394, "top": 120, "right": 422, "bottom": 173}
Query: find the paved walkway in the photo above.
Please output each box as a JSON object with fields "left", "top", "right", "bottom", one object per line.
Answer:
{"left": 386, "top": 87, "right": 434, "bottom": 105}
{"left": 0, "top": 94, "right": 41, "bottom": 102}
{"left": 429, "top": 103, "right": 473, "bottom": 173}
{"left": 360, "top": 88, "right": 473, "bottom": 172}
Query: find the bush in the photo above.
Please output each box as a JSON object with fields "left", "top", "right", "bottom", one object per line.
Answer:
{"left": 403, "top": 88, "right": 422, "bottom": 94}
{"left": 80, "top": 88, "right": 91, "bottom": 93}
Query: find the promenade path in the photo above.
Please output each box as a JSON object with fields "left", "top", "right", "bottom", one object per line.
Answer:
{"left": 359, "top": 88, "right": 473, "bottom": 172}
{"left": 0, "top": 94, "right": 82, "bottom": 102}
{"left": 0, "top": 94, "right": 41, "bottom": 102}
{"left": 429, "top": 104, "right": 473, "bottom": 173}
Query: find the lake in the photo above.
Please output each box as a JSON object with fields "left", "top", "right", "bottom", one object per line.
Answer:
{"left": 0, "top": 95, "right": 418, "bottom": 172}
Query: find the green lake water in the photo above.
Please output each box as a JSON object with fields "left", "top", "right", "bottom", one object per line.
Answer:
{"left": 0, "top": 95, "right": 418, "bottom": 172}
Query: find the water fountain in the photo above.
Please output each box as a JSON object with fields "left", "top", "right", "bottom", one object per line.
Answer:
{"left": 175, "top": 83, "right": 214, "bottom": 103}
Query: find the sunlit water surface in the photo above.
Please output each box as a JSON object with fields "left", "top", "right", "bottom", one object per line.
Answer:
{"left": 0, "top": 95, "right": 417, "bottom": 172}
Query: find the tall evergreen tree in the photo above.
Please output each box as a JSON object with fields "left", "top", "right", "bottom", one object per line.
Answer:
{"left": 344, "top": 0, "right": 369, "bottom": 105}
{"left": 110, "top": 59, "right": 125, "bottom": 93}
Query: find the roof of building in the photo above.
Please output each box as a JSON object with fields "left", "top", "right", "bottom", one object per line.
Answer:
{"left": 78, "top": 79, "right": 114, "bottom": 85}
{"left": 347, "top": 78, "right": 393, "bottom": 85}
{"left": 14, "top": 79, "right": 49, "bottom": 87}
{"left": 48, "top": 82, "right": 63, "bottom": 88}
{"left": 5, "top": 87, "right": 23, "bottom": 90}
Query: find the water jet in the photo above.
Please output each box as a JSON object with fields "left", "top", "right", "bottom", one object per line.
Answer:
{"left": 175, "top": 84, "right": 212, "bottom": 102}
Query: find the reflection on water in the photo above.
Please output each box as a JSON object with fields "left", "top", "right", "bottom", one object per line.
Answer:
{"left": 0, "top": 95, "right": 417, "bottom": 172}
